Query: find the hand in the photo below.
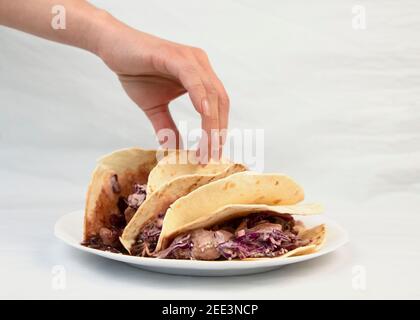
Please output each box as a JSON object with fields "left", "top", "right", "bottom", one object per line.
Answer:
{"left": 0, "top": 1, "right": 229, "bottom": 160}
{"left": 95, "top": 14, "right": 230, "bottom": 159}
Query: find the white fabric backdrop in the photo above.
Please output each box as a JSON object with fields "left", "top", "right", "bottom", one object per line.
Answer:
{"left": 1, "top": 0, "right": 419, "bottom": 298}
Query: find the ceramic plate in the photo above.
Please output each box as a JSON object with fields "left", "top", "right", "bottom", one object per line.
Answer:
{"left": 55, "top": 210, "right": 348, "bottom": 276}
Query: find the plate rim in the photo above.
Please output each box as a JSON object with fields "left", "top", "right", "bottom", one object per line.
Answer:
{"left": 55, "top": 210, "right": 349, "bottom": 270}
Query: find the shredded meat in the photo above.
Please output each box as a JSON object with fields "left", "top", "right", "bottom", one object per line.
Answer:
{"left": 124, "top": 183, "right": 147, "bottom": 224}
{"left": 82, "top": 233, "right": 126, "bottom": 254}
{"left": 131, "top": 213, "right": 166, "bottom": 256}
{"left": 190, "top": 229, "right": 233, "bottom": 260}
{"left": 99, "top": 227, "right": 120, "bottom": 246}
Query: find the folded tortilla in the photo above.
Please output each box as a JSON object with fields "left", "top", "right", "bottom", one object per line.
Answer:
{"left": 84, "top": 148, "right": 158, "bottom": 242}
{"left": 147, "top": 150, "right": 234, "bottom": 194}
{"left": 156, "top": 171, "right": 305, "bottom": 251}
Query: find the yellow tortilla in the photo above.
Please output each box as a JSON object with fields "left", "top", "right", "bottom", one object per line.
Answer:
{"left": 84, "top": 148, "right": 158, "bottom": 240}
{"left": 147, "top": 150, "right": 233, "bottom": 194}
{"left": 156, "top": 172, "right": 305, "bottom": 251}
{"left": 120, "top": 162, "right": 247, "bottom": 252}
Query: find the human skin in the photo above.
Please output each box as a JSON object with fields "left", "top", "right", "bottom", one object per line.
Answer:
{"left": 0, "top": 0, "right": 229, "bottom": 160}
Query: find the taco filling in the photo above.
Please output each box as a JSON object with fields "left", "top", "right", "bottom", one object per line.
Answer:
{"left": 155, "top": 212, "right": 310, "bottom": 260}
{"left": 82, "top": 178, "right": 147, "bottom": 253}
{"left": 130, "top": 213, "right": 165, "bottom": 256}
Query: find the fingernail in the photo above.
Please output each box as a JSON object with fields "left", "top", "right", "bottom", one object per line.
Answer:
{"left": 202, "top": 98, "right": 211, "bottom": 117}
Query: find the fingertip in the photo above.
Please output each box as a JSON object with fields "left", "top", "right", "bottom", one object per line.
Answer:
{"left": 196, "top": 137, "right": 210, "bottom": 165}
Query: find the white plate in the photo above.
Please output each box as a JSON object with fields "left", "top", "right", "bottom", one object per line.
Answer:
{"left": 55, "top": 210, "right": 348, "bottom": 276}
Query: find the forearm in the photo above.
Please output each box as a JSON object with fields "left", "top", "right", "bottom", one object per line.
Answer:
{"left": 0, "top": 0, "right": 110, "bottom": 54}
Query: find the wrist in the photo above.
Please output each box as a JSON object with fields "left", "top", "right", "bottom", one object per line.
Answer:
{"left": 84, "top": 8, "right": 117, "bottom": 57}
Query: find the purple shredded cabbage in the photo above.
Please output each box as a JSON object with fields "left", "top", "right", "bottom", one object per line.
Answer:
{"left": 217, "top": 228, "right": 301, "bottom": 260}
{"left": 159, "top": 214, "right": 307, "bottom": 260}
{"left": 155, "top": 234, "right": 192, "bottom": 259}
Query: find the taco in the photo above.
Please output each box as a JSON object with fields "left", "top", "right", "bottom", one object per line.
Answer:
{"left": 156, "top": 203, "right": 325, "bottom": 260}
{"left": 82, "top": 148, "right": 159, "bottom": 253}
{"left": 149, "top": 171, "right": 326, "bottom": 260}
{"left": 156, "top": 171, "right": 305, "bottom": 251}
